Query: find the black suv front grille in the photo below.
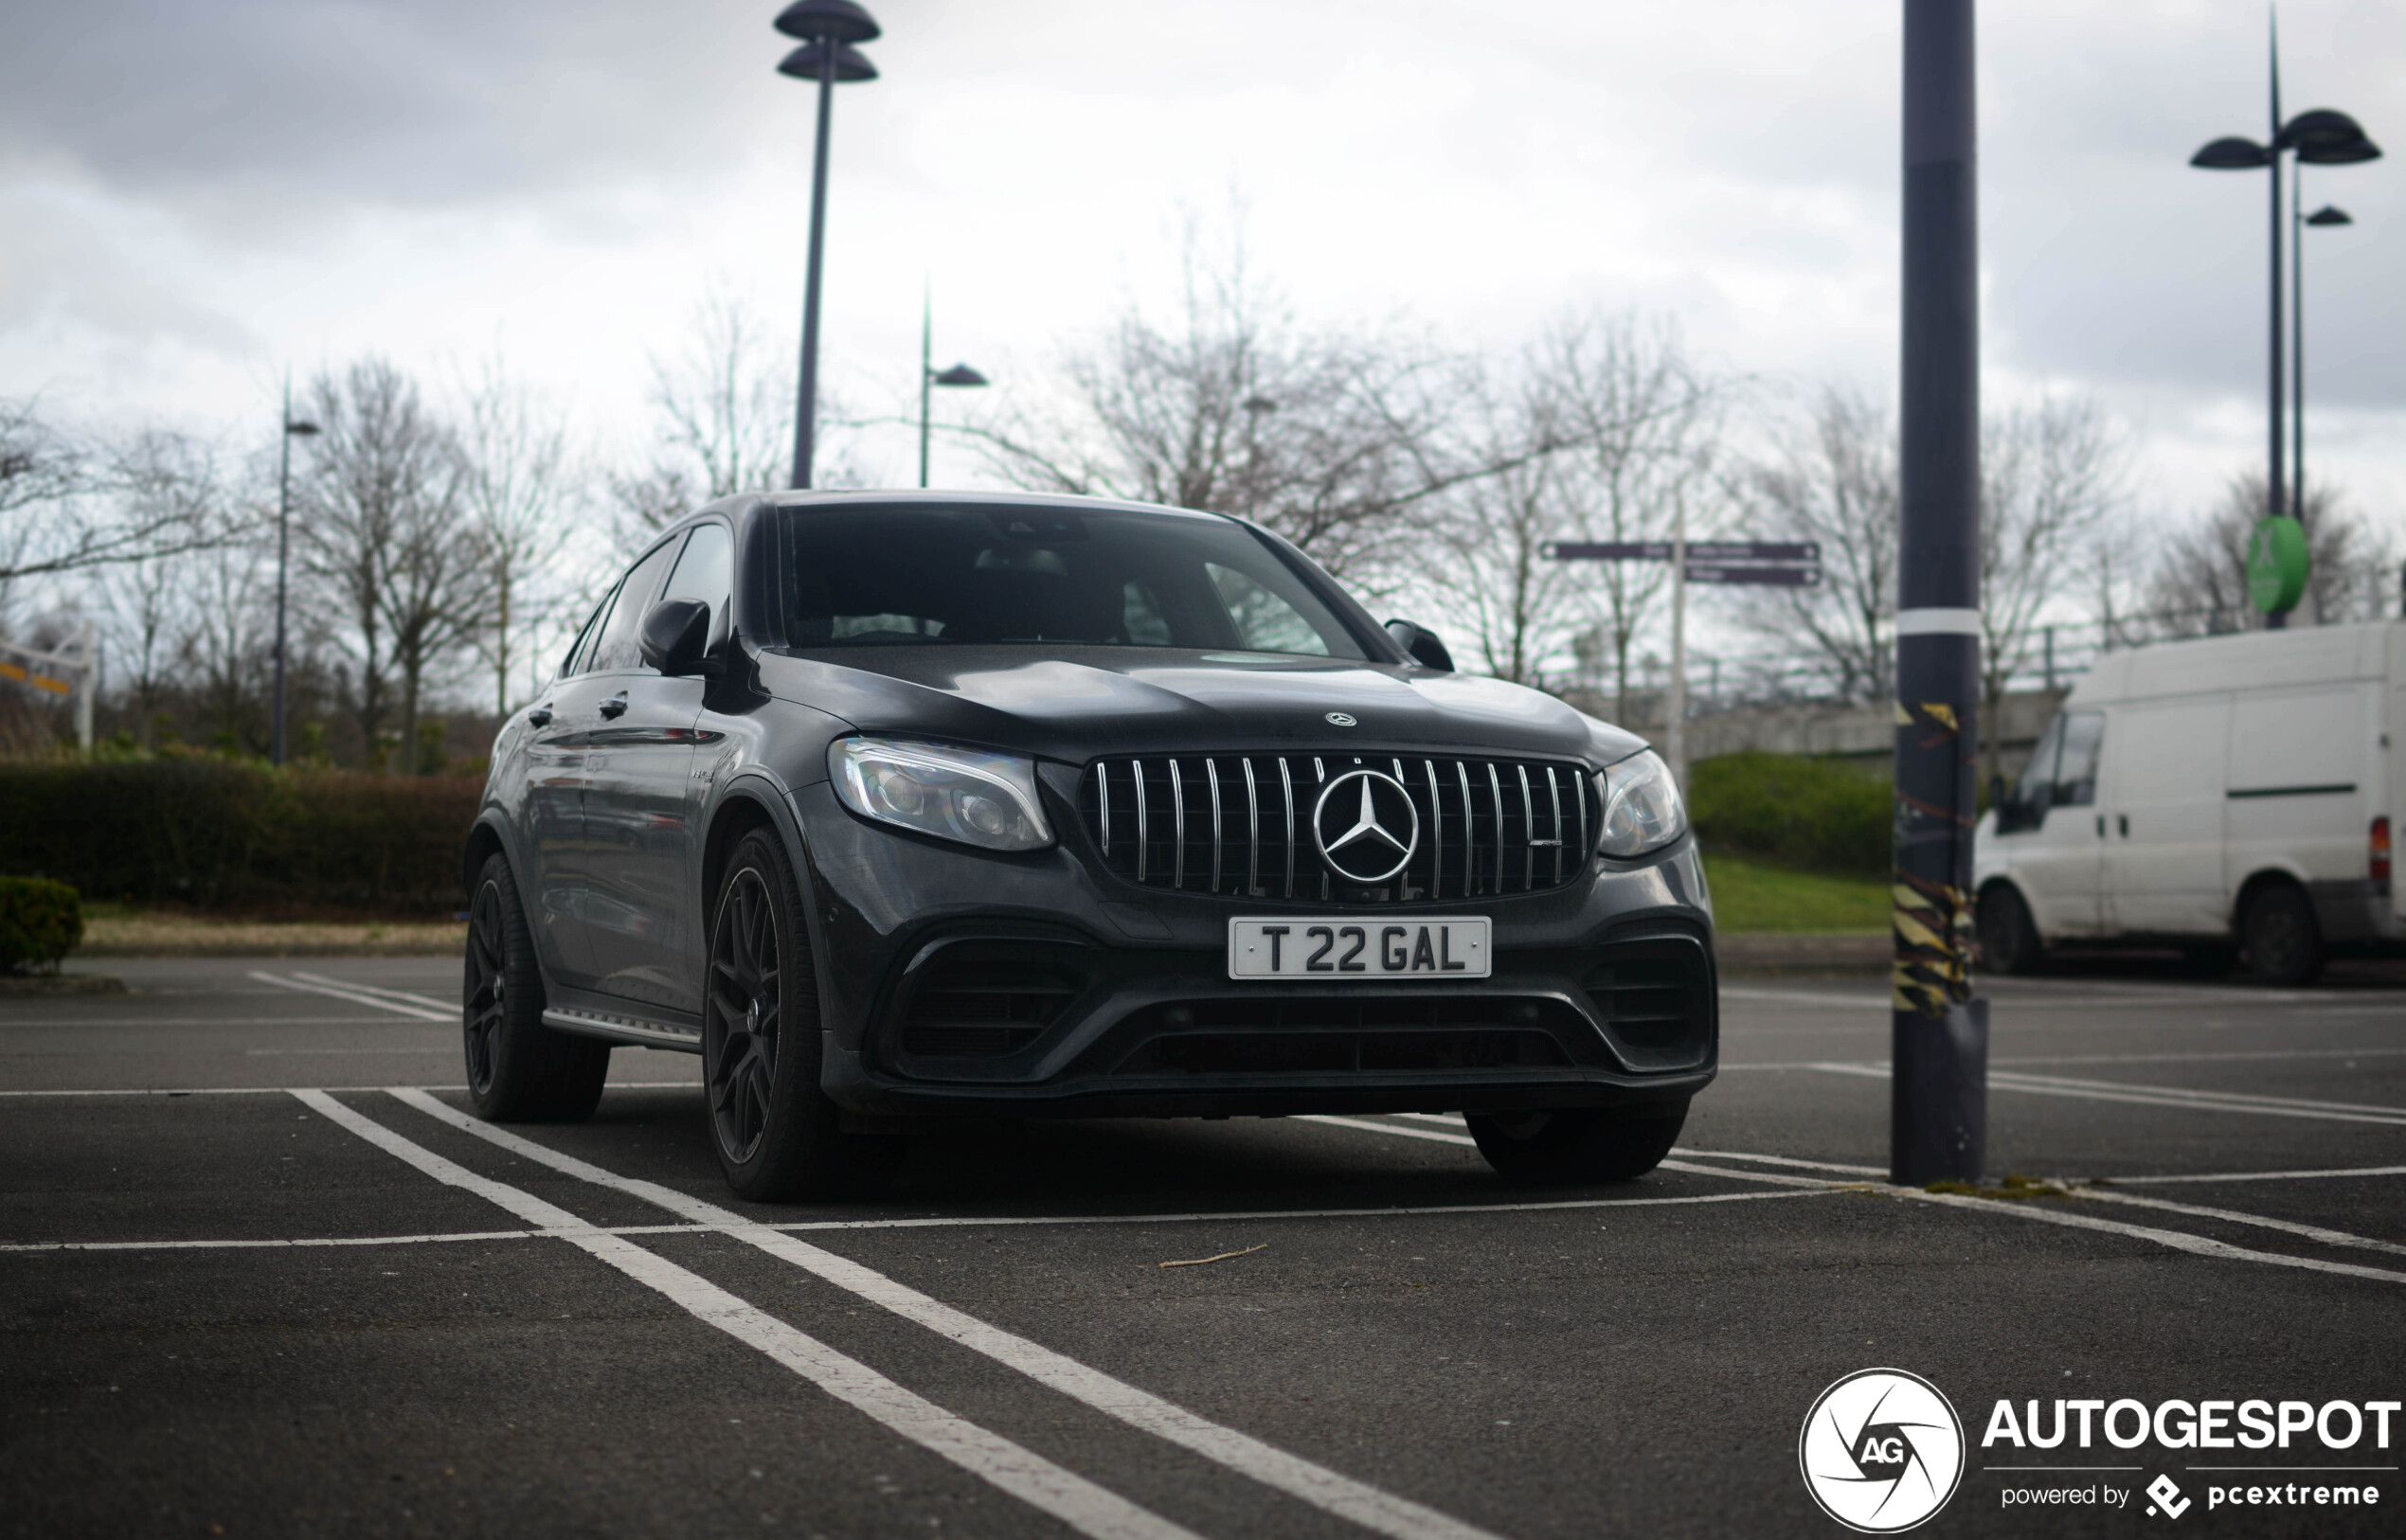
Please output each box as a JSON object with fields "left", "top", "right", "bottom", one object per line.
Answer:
{"left": 1080, "top": 753, "right": 1595, "bottom": 903}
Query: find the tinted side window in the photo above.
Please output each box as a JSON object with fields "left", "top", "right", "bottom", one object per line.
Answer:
{"left": 588, "top": 541, "right": 682, "bottom": 673}
{"left": 562, "top": 592, "right": 612, "bottom": 677}
{"left": 660, "top": 523, "right": 732, "bottom": 615}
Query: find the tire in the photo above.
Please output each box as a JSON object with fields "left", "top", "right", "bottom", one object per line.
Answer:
{"left": 704, "top": 830, "right": 904, "bottom": 1201}
{"left": 1464, "top": 1101, "right": 1688, "bottom": 1186}
{"left": 1976, "top": 884, "right": 2044, "bottom": 976}
{"left": 463, "top": 852, "right": 610, "bottom": 1122}
{"left": 2240, "top": 883, "right": 2325, "bottom": 987}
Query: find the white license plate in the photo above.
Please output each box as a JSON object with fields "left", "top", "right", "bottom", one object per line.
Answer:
{"left": 1227, "top": 917, "right": 1491, "bottom": 980}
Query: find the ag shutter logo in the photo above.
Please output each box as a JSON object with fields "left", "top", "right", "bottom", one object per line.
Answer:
{"left": 1800, "top": 1369, "right": 1966, "bottom": 1533}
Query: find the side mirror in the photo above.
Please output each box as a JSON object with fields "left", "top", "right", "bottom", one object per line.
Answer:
{"left": 639, "top": 599, "right": 715, "bottom": 677}
{"left": 1986, "top": 774, "right": 2007, "bottom": 814}
{"left": 1383, "top": 618, "right": 1456, "bottom": 672}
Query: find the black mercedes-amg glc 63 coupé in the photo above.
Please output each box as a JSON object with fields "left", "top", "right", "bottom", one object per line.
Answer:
{"left": 462, "top": 492, "right": 1715, "bottom": 1196}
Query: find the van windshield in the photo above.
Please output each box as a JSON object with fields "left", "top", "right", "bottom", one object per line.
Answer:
{"left": 776, "top": 504, "right": 1368, "bottom": 660}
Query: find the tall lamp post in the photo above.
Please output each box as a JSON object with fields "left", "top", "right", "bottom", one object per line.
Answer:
{"left": 272, "top": 388, "right": 319, "bottom": 768}
{"left": 2187, "top": 22, "right": 2379, "bottom": 625}
{"left": 2295, "top": 201, "right": 2354, "bottom": 527}
{"left": 919, "top": 287, "right": 987, "bottom": 488}
{"left": 775, "top": 0, "right": 881, "bottom": 491}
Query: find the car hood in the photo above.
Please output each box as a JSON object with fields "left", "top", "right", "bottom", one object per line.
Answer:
{"left": 754, "top": 645, "right": 1645, "bottom": 767}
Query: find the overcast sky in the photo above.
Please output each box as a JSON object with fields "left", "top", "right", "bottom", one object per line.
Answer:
{"left": 4, "top": 0, "right": 2401, "bottom": 550}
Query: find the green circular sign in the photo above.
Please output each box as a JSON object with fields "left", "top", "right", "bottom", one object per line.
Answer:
{"left": 2246, "top": 515, "right": 2308, "bottom": 614}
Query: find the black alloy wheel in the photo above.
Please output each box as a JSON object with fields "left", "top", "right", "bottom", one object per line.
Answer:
{"left": 1975, "top": 884, "right": 2043, "bottom": 976}
{"left": 2240, "top": 883, "right": 2325, "bottom": 988}
{"left": 1464, "top": 1101, "right": 1688, "bottom": 1185}
{"left": 462, "top": 851, "right": 609, "bottom": 1121}
{"left": 703, "top": 830, "right": 903, "bottom": 1200}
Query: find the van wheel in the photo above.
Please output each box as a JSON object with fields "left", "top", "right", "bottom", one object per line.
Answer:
{"left": 1465, "top": 1102, "right": 1687, "bottom": 1185}
{"left": 703, "top": 830, "right": 904, "bottom": 1201}
{"left": 1976, "top": 885, "right": 2043, "bottom": 976}
{"left": 2240, "top": 884, "right": 2325, "bottom": 987}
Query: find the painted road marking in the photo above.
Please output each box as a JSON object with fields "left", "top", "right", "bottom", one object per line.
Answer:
{"left": 298, "top": 1090, "right": 1204, "bottom": 1540}
{"left": 392, "top": 1088, "right": 1511, "bottom": 1540}
{"left": 249, "top": 972, "right": 452, "bottom": 1021}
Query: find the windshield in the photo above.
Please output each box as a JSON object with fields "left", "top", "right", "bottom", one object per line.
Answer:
{"left": 777, "top": 504, "right": 1369, "bottom": 660}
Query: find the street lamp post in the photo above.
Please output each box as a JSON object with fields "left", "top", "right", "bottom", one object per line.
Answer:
{"left": 2187, "top": 21, "right": 2379, "bottom": 625}
{"left": 272, "top": 386, "right": 320, "bottom": 768}
{"left": 775, "top": 0, "right": 881, "bottom": 492}
{"left": 919, "top": 287, "right": 987, "bottom": 488}
{"left": 2295, "top": 201, "right": 2352, "bottom": 528}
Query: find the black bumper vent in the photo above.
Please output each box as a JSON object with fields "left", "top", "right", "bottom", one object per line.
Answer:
{"left": 1583, "top": 937, "right": 1713, "bottom": 1049}
{"left": 1080, "top": 752, "right": 1596, "bottom": 903}
{"left": 900, "top": 947, "right": 1082, "bottom": 1058}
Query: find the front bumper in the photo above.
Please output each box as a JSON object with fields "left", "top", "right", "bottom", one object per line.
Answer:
{"left": 789, "top": 779, "right": 1718, "bottom": 1120}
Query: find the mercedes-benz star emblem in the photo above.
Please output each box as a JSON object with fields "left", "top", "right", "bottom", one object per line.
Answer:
{"left": 1324, "top": 711, "right": 1356, "bottom": 727}
{"left": 1311, "top": 769, "right": 1420, "bottom": 885}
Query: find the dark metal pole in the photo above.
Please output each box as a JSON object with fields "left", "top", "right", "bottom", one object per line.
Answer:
{"left": 2291, "top": 167, "right": 2306, "bottom": 536}
{"left": 2265, "top": 20, "right": 2289, "bottom": 627}
{"left": 919, "top": 282, "right": 933, "bottom": 489}
{"left": 1892, "top": 0, "right": 1987, "bottom": 1186}
{"left": 273, "top": 379, "right": 292, "bottom": 768}
{"left": 790, "top": 43, "right": 837, "bottom": 491}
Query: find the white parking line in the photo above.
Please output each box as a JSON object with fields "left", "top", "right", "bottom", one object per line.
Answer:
{"left": 1303, "top": 1118, "right": 2406, "bottom": 1288}
{"left": 2110, "top": 1164, "right": 2406, "bottom": 1186}
{"left": 392, "top": 1088, "right": 1510, "bottom": 1540}
{"left": 2074, "top": 1189, "right": 2406, "bottom": 1260}
{"left": 249, "top": 972, "right": 452, "bottom": 1021}
{"left": 1804, "top": 1062, "right": 2406, "bottom": 1127}
{"left": 289, "top": 972, "right": 456, "bottom": 1014}
{"left": 296, "top": 1090, "right": 1203, "bottom": 1540}
{"left": 1298, "top": 1115, "right": 1477, "bottom": 1146}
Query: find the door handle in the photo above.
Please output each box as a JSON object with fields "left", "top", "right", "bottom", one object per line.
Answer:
{"left": 600, "top": 692, "right": 629, "bottom": 720}
{"left": 2118, "top": 815, "right": 2129, "bottom": 838}
{"left": 2096, "top": 815, "right": 2106, "bottom": 838}
{"left": 527, "top": 705, "right": 554, "bottom": 726}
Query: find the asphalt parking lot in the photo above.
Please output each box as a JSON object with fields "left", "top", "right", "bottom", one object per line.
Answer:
{"left": 4, "top": 956, "right": 2402, "bottom": 1538}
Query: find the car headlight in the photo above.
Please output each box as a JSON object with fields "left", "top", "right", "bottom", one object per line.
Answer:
{"left": 830, "top": 738, "right": 1054, "bottom": 852}
{"left": 1596, "top": 749, "right": 1687, "bottom": 858}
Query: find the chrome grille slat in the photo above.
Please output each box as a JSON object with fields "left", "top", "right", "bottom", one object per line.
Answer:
{"left": 1243, "top": 758, "right": 1261, "bottom": 897}
{"left": 1206, "top": 758, "right": 1224, "bottom": 893}
{"left": 1133, "top": 761, "right": 1147, "bottom": 883}
{"left": 1169, "top": 758, "right": 1186, "bottom": 890}
{"left": 1083, "top": 751, "right": 1592, "bottom": 904}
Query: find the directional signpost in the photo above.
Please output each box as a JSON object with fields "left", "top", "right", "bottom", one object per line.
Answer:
{"left": 1543, "top": 539, "right": 1820, "bottom": 787}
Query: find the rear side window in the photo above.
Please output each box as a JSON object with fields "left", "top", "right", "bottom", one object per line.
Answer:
{"left": 587, "top": 539, "right": 683, "bottom": 673}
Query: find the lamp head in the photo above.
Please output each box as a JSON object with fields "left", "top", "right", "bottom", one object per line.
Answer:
{"left": 777, "top": 41, "right": 877, "bottom": 82}
{"left": 2190, "top": 135, "right": 2271, "bottom": 170}
{"left": 774, "top": 0, "right": 880, "bottom": 45}
{"left": 931, "top": 364, "right": 988, "bottom": 387}
{"left": 284, "top": 421, "right": 321, "bottom": 438}
{"left": 2305, "top": 205, "right": 2354, "bottom": 226}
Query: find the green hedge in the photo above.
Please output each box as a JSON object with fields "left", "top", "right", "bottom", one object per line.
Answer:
{"left": 1689, "top": 751, "right": 1890, "bottom": 876}
{"left": 0, "top": 761, "right": 480, "bottom": 914}
{"left": 0, "top": 876, "right": 82, "bottom": 972}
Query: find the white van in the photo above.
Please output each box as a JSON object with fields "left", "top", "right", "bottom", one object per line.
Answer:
{"left": 1974, "top": 619, "right": 2401, "bottom": 984}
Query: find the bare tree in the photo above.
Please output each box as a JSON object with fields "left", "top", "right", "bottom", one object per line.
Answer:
{"left": 1540, "top": 313, "right": 1720, "bottom": 718}
{"left": 1414, "top": 392, "right": 1572, "bottom": 686}
{"left": 457, "top": 357, "right": 577, "bottom": 717}
{"left": 0, "top": 400, "right": 229, "bottom": 595}
{"left": 2144, "top": 471, "right": 2392, "bottom": 634}
{"left": 611, "top": 292, "right": 794, "bottom": 538}
{"left": 1976, "top": 396, "right": 2127, "bottom": 785}
{"left": 969, "top": 224, "right": 1559, "bottom": 587}
{"left": 296, "top": 359, "right": 480, "bottom": 772}
{"left": 1730, "top": 385, "right": 1900, "bottom": 702}
{"left": 177, "top": 542, "right": 275, "bottom": 753}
